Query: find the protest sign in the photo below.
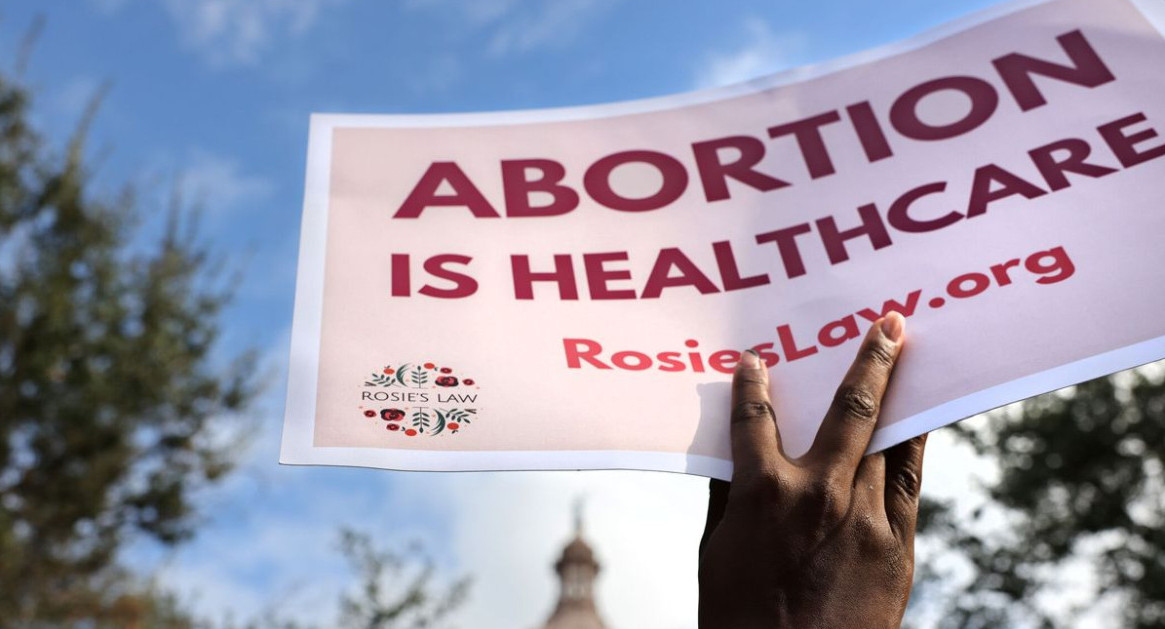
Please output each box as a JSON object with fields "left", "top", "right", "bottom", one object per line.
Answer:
{"left": 281, "top": 0, "right": 1165, "bottom": 479}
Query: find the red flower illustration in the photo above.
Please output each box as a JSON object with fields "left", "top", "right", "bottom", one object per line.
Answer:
{"left": 381, "top": 408, "right": 405, "bottom": 421}
{"left": 423, "top": 362, "right": 435, "bottom": 369}
{"left": 463, "top": 379, "right": 475, "bottom": 386}
{"left": 440, "top": 367, "right": 452, "bottom": 374}
{"left": 386, "top": 423, "right": 401, "bottom": 431}
{"left": 383, "top": 368, "right": 395, "bottom": 375}
{"left": 363, "top": 410, "right": 376, "bottom": 418}
{"left": 435, "top": 376, "right": 459, "bottom": 387}
{"left": 447, "top": 422, "right": 460, "bottom": 431}
{"left": 405, "top": 429, "right": 418, "bottom": 437}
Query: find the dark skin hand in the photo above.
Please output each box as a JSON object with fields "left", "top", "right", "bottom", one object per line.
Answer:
{"left": 699, "top": 312, "right": 928, "bottom": 629}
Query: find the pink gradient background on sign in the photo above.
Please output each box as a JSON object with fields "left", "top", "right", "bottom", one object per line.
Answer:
{"left": 311, "top": 0, "right": 1165, "bottom": 464}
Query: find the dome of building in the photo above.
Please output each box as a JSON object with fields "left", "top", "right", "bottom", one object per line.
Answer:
{"left": 558, "top": 537, "right": 597, "bottom": 567}
{"left": 538, "top": 505, "right": 610, "bottom": 629}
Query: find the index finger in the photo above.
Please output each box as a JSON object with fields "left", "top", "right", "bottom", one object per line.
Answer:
{"left": 729, "top": 349, "right": 787, "bottom": 482}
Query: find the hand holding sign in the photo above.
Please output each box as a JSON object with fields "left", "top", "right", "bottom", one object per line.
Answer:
{"left": 699, "top": 313, "right": 927, "bottom": 628}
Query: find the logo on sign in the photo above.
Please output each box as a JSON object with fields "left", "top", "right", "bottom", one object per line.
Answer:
{"left": 359, "top": 362, "right": 479, "bottom": 437}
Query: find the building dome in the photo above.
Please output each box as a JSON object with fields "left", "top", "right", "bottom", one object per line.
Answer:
{"left": 539, "top": 505, "right": 609, "bottom": 629}
{"left": 558, "top": 537, "right": 597, "bottom": 568}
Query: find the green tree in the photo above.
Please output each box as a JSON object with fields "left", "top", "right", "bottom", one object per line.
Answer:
{"left": 908, "top": 368, "right": 1165, "bottom": 628}
{"left": 0, "top": 69, "right": 258, "bottom": 623}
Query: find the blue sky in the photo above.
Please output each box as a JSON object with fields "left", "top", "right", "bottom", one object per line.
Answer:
{"left": 0, "top": 0, "right": 1030, "bottom": 626}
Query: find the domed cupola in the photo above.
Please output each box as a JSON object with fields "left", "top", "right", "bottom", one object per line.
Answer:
{"left": 540, "top": 503, "right": 609, "bottom": 629}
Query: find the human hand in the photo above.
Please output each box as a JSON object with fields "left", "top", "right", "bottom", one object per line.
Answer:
{"left": 698, "top": 312, "right": 927, "bottom": 629}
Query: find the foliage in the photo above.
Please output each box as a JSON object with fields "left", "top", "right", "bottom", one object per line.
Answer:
{"left": 222, "top": 529, "right": 471, "bottom": 629}
{"left": 909, "top": 369, "right": 1165, "bottom": 628}
{"left": 335, "top": 529, "right": 471, "bottom": 629}
{"left": 0, "top": 68, "right": 258, "bottom": 623}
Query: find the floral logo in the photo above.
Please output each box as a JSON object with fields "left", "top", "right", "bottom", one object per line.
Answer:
{"left": 360, "top": 362, "right": 478, "bottom": 438}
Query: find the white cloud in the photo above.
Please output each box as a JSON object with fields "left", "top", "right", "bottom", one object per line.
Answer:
{"left": 486, "top": 0, "right": 617, "bottom": 58}
{"left": 403, "top": 0, "right": 520, "bottom": 26}
{"left": 406, "top": 53, "right": 464, "bottom": 96}
{"left": 92, "top": 0, "right": 342, "bottom": 65}
{"left": 406, "top": 0, "right": 619, "bottom": 58}
{"left": 693, "top": 18, "right": 807, "bottom": 89}
{"left": 179, "top": 149, "right": 273, "bottom": 215}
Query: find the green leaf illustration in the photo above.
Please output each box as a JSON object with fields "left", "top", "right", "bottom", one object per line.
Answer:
{"left": 411, "top": 366, "right": 428, "bottom": 387}
{"left": 395, "top": 364, "right": 412, "bottom": 387}
{"left": 411, "top": 407, "right": 430, "bottom": 432}
{"left": 365, "top": 372, "right": 396, "bottom": 388}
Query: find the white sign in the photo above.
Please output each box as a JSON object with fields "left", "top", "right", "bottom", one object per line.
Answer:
{"left": 282, "top": 0, "right": 1165, "bottom": 479}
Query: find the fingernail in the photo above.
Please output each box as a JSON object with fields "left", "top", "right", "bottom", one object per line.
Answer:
{"left": 740, "top": 349, "right": 761, "bottom": 369}
{"left": 880, "top": 313, "right": 905, "bottom": 343}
